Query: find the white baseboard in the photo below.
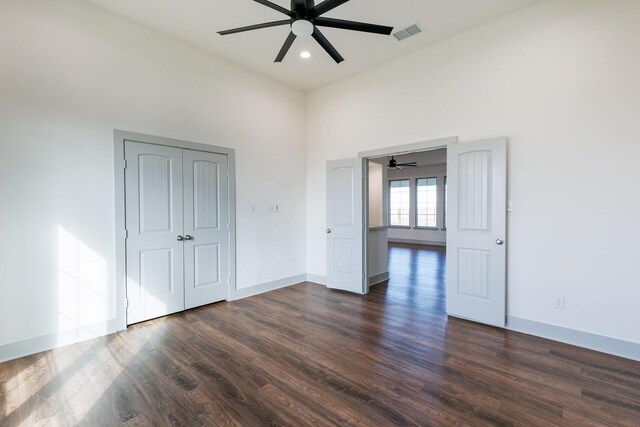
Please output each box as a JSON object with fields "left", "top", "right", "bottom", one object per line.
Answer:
{"left": 306, "top": 273, "right": 327, "bottom": 286}
{"left": 4, "top": 281, "right": 637, "bottom": 364}
{"left": 388, "top": 238, "right": 446, "bottom": 246}
{"left": 0, "top": 319, "right": 120, "bottom": 364}
{"left": 369, "top": 271, "right": 389, "bottom": 286}
{"left": 230, "top": 274, "right": 306, "bottom": 300}
{"left": 0, "top": 275, "right": 307, "bottom": 363}
{"left": 507, "top": 316, "right": 640, "bottom": 362}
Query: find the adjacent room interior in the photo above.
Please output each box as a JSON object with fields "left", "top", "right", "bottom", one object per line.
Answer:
{"left": 367, "top": 149, "right": 448, "bottom": 314}
{"left": 1, "top": 0, "right": 639, "bottom": 425}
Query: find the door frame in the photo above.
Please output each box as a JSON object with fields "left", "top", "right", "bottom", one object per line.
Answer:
{"left": 114, "top": 130, "right": 237, "bottom": 330}
{"left": 358, "top": 136, "right": 458, "bottom": 294}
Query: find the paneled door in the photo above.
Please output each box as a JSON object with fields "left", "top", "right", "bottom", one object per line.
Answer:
{"left": 125, "top": 142, "right": 185, "bottom": 324}
{"left": 183, "top": 150, "right": 229, "bottom": 309}
{"left": 125, "top": 142, "right": 230, "bottom": 324}
{"left": 446, "top": 137, "right": 507, "bottom": 327}
{"left": 326, "top": 159, "right": 365, "bottom": 294}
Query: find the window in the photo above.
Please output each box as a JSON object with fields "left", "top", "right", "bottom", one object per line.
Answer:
{"left": 416, "top": 177, "right": 437, "bottom": 228}
{"left": 389, "top": 180, "right": 410, "bottom": 226}
{"left": 443, "top": 176, "right": 448, "bottom": 229}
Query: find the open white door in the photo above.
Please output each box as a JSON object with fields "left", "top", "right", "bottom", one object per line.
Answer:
{"left": 326, "top": 159, "right": 365, "bottom": 294}
{"left": 446, "top": 138, "right": 507, "bottom": 327}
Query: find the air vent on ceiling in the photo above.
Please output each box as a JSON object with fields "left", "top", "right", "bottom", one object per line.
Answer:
{"left": 393, "top": 24, "right": 423, "bottom": 42}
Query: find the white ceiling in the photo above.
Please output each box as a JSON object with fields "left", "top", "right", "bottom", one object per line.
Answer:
{"left": 84, "top": 0, "right": 538, "bottom": 91}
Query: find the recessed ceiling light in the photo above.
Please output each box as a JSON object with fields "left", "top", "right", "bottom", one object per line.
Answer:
{"left": 300, "top": 51, "right": 311, "bottom": 59}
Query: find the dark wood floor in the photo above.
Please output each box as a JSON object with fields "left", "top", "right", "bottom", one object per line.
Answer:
{"left": 2, "top": 243, "right": 640, "bottom": 426}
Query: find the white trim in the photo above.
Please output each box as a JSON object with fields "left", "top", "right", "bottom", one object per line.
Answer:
{"left": 388, "top": 238, "right": 446, "bottom": 247}
{"left": 230, "top": 275, "right": 306, "bottom": 300}
{"left": 0, "top": 319, "right": 120, "bottom": 363}
{"left": 507, "top": 316, "right": 640, "bottom": 362}
{"left": 358, "top": 136, "right": 458, "bottom": 159}
{"left": 306, "top": 273, "right": 327, "bottom": 286}
{"left": 369, "top": 271, "right": 389, "bottom": 286}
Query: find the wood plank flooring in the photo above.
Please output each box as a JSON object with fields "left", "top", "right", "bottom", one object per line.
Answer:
{"left": 1, "top": 243, "right": 639, "bottom": 426}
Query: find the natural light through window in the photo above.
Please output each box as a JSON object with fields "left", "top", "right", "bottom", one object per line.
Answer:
{"left": 416, "top": 177, "right": 437, "bottom": 228}
{"left": 57, "top": 226, "right": 109, "bottom": 338}
{"left": 389, "top": 179, "right": 410, "bottom": 226}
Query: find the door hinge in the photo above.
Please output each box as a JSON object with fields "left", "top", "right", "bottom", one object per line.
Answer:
{"left": 227, "top": 223, "right": 231, "bottom": 231}
{"left": 123, "top": 159, "right": 127, "bottom": 169}
{"left": 125, "top": 298, "right": 129, "bottom": 308}
{"left": 124, "top": 229, "right": 128, "bottom": 239}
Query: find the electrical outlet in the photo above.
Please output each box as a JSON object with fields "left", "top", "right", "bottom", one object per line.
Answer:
{"left": 554, "top": 296, "right": 565, "bottom": 310}
{"left": 250, "top": 203, "right": 256, "bottom": 213}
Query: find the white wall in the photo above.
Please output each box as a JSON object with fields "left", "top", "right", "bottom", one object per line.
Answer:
{"left": 307, "top": 0, "right": 640, "bottom": 344}
{"left": 367, "top": 158, "right": 388, "bottom": 280}
{"left": 368, "top": 161, "right": 385, "bottom": 228}
{"left": 0, "top": 0, "right": 306, "bottom": 353}
{"left": 367, "top": 228, "right": 388, "bottom": 281}
{"left": 387, "top": 164, "right": 447, "bottom": 245}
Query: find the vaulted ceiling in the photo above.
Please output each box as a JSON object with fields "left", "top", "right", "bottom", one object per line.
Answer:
{"left": 84, "top": 0, "right": 539, "bottom": 91}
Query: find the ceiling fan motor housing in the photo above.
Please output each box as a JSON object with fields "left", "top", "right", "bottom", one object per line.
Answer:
{"left": 292, "top": 0, "right": 315, "bottom": 19}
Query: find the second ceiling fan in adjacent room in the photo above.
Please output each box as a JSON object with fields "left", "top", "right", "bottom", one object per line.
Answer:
{"left": 388, "top": 156, "right": 417, "bottom": 169}
{"left": 218, "top": 0, "right": 394, "bottom": 63}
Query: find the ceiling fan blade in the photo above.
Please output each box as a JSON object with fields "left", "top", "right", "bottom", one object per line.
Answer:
{"left": 275, "top": 32, "right": 297, "bottom": 62}
{"left": 312, "top": 0, "right": 350, "bottom": 17}
{"left": 314, "top": 17, "right": 393, "bottom": 35}
{"left": 252, "top": 0, "right": 292, "bottom": 16}
{"left": 218, "top": 20, "right": 291, "bottom": 36}
{"left": 397, "top": 162, "right": 417, "bottom": 167}
{"left": 312, "top": 27, "right": 344, "bottom": 63}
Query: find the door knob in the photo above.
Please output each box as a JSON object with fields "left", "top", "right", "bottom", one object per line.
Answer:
{"left": 496, "top": 239, "right": 504, "bottom": 245}
{"left": 184, "top": 235, "right": 193, "bottom": 241}
{"left": 177, "top": 235, "right": 185, "bottom": 241}
{"left": 326, "top": 229, "right": 332, "bottom": 234}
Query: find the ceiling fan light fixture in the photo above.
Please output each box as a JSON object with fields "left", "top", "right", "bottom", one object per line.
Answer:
{"left": 300, "top": 50, "right": 312, "bottom": 59}
{"left": 291, "top": 19, "right": 314, "bottom": 37}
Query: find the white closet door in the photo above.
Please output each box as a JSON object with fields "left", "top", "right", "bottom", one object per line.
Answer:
{"left": 183, "top": 150, "right": 229, "bottom": 309}
{"left": 125, "top": 141, "right": 185, "bottom": 324}
{"left": 446, "top": 137, "right": 507, "bottom": 327}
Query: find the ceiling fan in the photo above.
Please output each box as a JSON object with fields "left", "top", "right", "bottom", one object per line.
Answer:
{"left": 218, "top": 0, "right": 394, "bottom": 64}
{"left": 388, "top": 156, "right": 417, "bottom": 169}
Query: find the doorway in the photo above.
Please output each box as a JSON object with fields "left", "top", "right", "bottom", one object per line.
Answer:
{"left": 114, "top": 131, "right": 237, "bottom": 328}
{"left": 366, "top": 148, "right": 448, "bottom": 312}
{"left": 352, "top": 136, "right": 508, "bottom": 328}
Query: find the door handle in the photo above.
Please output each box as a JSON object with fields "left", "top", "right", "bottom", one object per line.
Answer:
{"left": 496, "top": 239, "right": 504, "bottom": 245}
{"left": 177, "top": 235, "right": 185, "bottom": 241}
{"left": 184, "top": 235, "right": 193, "bottom": 241}
{"left": 326, "top": 229, "right": 332, "bottom": 234}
